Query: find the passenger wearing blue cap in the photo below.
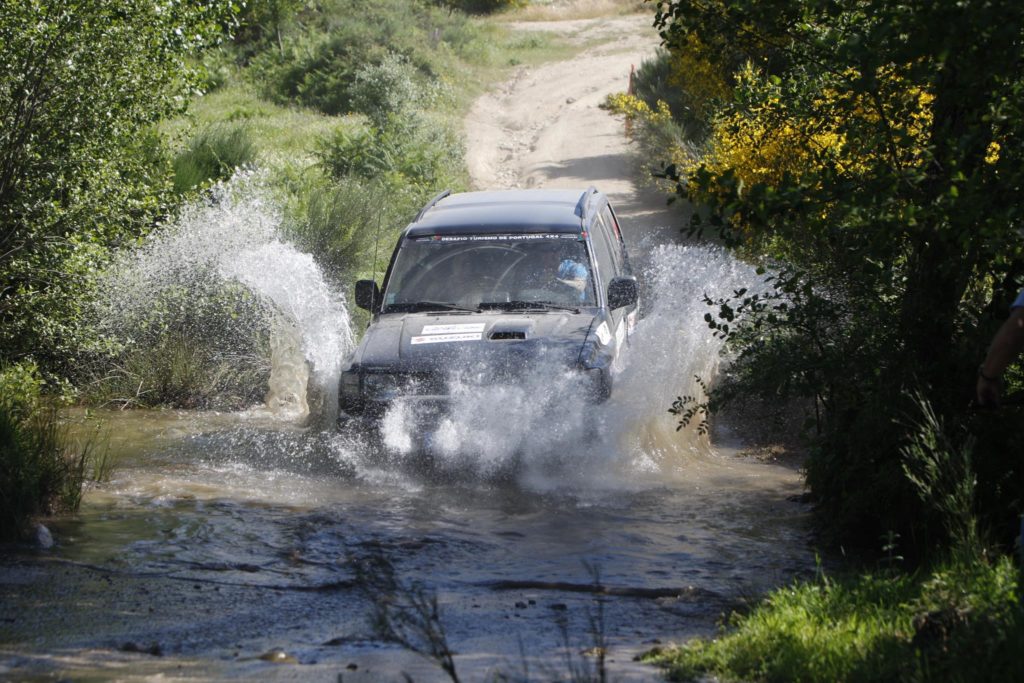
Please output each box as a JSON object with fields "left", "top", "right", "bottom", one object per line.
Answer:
{"left": 555, "top": 254, "right": 589, "bottom": 302}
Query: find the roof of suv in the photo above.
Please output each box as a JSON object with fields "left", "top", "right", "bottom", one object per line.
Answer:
{"left": 405, "top": 189, "right": 598, "bottom": 237}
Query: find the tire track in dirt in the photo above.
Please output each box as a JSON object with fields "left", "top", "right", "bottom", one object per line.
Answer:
{"left": 464, "top": 14, "right": 681, "bottom": 242}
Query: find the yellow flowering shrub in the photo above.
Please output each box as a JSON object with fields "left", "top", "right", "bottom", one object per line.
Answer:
{"left": 603, "top": 92, "right": 695, "bottom": 185}
{"left": 666, "top": 33, "right": 732, "bottom": 119}
{"left": 985, "top": 141, "right": 1001, "bottom": 165}
{"left": 698, "top": 63, "right": 936, "bottom": 196}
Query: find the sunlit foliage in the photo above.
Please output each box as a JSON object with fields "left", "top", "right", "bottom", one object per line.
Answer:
{"left": 649, "top": 0, "right": 1024, "bottom": 554}
{"left": 0, "top": 0, "right": 237, "bottom": 375}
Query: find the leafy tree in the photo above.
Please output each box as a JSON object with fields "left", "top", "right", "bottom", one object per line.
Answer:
{"left": 0, "top": 0, "right": 237, "bottom": 376}
{"left": 652, "top": 0, "right": 1024, "bottom": 555}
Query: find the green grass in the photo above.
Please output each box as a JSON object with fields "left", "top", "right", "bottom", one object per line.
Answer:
{"left": 172, "top": 121, "right": 258, "bottom": 193}
{"left": 163, "top": 4, "right": 585, "bottom": 275}
{"left": 0, "top": 363, "right": 90, "bottom": 540}
{"left": 166, "top": 84, "right": 344, "bottom": 168}
{"left": 646, "top": 557, "right": 1024, "bottom": 682}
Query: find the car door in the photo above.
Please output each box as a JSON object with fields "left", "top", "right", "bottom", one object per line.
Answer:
{"left": 590, "top": 205, "right": 632, "bottom": 369}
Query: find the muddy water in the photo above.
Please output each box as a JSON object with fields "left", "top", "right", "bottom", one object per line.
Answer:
{"left": 1, "top": 408, "right": 809, "bottom": 682}
{"left": 0, "top": 249, "right": 813, "bottom": 683}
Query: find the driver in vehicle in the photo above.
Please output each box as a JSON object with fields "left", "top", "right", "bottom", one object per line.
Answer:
{"left": 516, "top": 241, "right": 590, "bottom": 304}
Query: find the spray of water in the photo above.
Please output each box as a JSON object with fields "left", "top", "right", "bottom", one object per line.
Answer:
{"left": 98, "top": 173, "right": 763, "bottom": 488}
{"left": 99, "top": 173, "right": 353, "bottom": 423}
{"left": 376, "top": 242, "right": 763, "bottom": 485}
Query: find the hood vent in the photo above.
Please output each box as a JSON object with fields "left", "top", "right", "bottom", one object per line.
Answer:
{"left": 490, "top": 330, "right": 527, "bottom": 340}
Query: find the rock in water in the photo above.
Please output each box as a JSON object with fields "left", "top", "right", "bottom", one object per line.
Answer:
{"left": 258, "top": 648, "right": 297, "bottom": 664}
{"left": 33, "top": 523, "right": 54, "bottom": 549}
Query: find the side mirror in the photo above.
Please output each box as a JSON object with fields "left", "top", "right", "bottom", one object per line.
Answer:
{"left": 355, "top": 280, "right": 381, "bottom": 311}
{"left": 607, "top": 276, "right": 638, "bottom": 310}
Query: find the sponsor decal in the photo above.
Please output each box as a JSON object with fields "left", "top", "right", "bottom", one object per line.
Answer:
{"left": 414, "top": 233, "right": 579, "bottom": 243}
{"left": 410, "top": 333, "right": 482, "bottom": 345}
{"left": 594, "top": 321, "right": 612, "bottom": 346}
{"left": 421, "top": 323, "right": 486, "bottom": 335}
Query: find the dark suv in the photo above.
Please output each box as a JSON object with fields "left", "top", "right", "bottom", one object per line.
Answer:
{"left": 339, "top": 187, "right": 639, "bottom": 420}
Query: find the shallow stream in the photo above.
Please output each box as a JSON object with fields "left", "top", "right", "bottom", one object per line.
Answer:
{"left": 0, "top": 182, "right": 813, "bottom": 682}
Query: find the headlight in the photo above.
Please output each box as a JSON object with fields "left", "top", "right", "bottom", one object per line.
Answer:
{"left": 340, "top": 371, "right": 360, "bottom": 397}
{"left": 579, "top": 366, "right": 611, "bottom": 402}
{"left": 363, "top": 373, "right": 407, "bottom": 401}
{"left": 578, "top": 337, "right": 612, "bottom": 372}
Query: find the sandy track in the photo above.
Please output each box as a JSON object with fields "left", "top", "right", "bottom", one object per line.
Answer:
{"left": 464, "top": 14, "right": 681, "bottom": 241}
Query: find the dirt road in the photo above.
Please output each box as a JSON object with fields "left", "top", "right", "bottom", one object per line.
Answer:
{"left": 465, "top": 14, "right": 682, "bottom": 241}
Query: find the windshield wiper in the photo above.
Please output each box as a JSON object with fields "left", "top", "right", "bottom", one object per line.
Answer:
{"left": 387, "top": 301, "right": 480, "bottom": 313}
{"left": 479, "top": 300, "right": 580, "bottom": 313}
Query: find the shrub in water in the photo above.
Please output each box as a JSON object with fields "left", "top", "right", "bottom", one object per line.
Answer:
{"left": 87, "top": 280, "right": 274, "bottom": 410}
{"left": 0, "top": 363, "right": 86, "bottom": 541}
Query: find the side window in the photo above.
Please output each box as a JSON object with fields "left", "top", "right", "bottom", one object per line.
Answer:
{"left": 601, "top": 204, "right": 622, "bottom": 239}
{"left": 593, "top": 213, "right": 621, "bottom": 277}
{"left": 601, "top": 205, "right": 630, "bottom": 274}
{"left": 589, "top": 217, "right": 617, "bottom": 294}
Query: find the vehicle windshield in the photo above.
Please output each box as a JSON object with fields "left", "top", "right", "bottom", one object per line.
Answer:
{"left": 381, "top": 234, "right": 595, "bottom": 312}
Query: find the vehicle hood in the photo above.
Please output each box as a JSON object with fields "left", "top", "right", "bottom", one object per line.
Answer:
{"left": 351, "top": 311, "right": 598, "bottom": 373}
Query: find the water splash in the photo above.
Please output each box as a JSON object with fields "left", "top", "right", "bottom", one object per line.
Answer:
{"left": 99, "top": 173, "right": 353, "bottom": 422}
{"left": 376, "top": 241, "right": 763, "bottom": 485}
{"left": 611, "top": 242, "right": 763, "bottom": 469}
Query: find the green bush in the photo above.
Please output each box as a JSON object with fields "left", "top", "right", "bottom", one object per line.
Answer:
{"left": 647, "top": 556, "right": 1024, "bottom": 683}
{"left": 246, "top": 0, "right": 487, "bottom": 117}
{"left": 0, "top": 0, "right": 230, "bottom": 378}
{"left": 85, "top": 281, "right": 274, "bottom": 410}
{"left": 172, "top": 123, "right": 258, "bottom": 193}
{"left": 249, "top": 11, "right": 410, "bottom": 116}
{"left": 349, "top": 53, "right": 425, "bottom": 127}
{"left": 0, "top": 363, "right": 87, "bottom": 541}
{"left": 282, "top": 175, "right": 403, "bottom": 280}
{"left": 316, "top": 114, "right": 463, "bottom": 191}
{"left": 652, "top": 0, "right": 1024, "bottom": 560}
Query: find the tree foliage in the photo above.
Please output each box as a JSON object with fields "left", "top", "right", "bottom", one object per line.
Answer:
{"left": 652, "top": 0, "right": 1024, "bottom": 555}
{"left": 0, "top": 0, "right": 237, "bottom": 374}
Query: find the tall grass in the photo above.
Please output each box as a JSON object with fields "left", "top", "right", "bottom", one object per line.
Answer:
{"left": 647, "top": 557, "right": 1024, "bottom": 683}
{"left": 0, "top": 363, "right": 90, "bottom": 540}
{"left": 83, "top": 282, "right": 274, "bottom": 410}
{"left": 172, "top": 122, "right": 257, "bottom": 193}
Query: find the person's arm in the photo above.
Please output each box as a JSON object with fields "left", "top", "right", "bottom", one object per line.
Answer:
{"left": 977, "top": 307, "right": 1024, "bottom": 406}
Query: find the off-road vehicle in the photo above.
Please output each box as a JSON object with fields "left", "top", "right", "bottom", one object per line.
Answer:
{"left": 339, "top": 187, "right": 639, "bottom": 420}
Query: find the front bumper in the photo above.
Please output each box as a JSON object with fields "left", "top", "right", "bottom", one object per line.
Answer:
{"left": 338, "top": 364, "right": 610, "bottom": 419}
